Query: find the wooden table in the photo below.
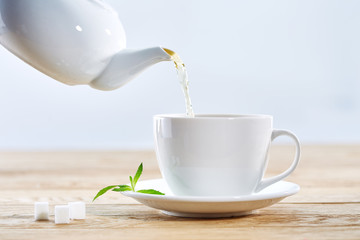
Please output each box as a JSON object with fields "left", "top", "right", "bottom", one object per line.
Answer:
{"left": 0, "top": 145, "right": 359, "bottom": 239}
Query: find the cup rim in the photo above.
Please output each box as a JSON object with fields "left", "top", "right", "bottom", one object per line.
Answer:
{"left": 154, "top": 114, "right": 272, "bottom": 120}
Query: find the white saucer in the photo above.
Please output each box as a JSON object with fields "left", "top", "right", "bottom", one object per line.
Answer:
{"left": 120, "top": 179, "right": 299, "bottom": 218}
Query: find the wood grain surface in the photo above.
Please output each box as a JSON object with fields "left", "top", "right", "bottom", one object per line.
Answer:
{"left": 0, "top": 145, "right": 359, "bottom": 239}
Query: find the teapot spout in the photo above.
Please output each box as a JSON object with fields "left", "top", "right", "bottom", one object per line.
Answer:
{"left": 90, "top": 46, "right": 172, "bottom": 91}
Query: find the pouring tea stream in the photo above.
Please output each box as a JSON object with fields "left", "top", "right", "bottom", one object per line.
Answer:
{"left": 0, "top": 0, "right": 194, "bottom": 116}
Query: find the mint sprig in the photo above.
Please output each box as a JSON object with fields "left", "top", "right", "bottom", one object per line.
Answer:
{"left": 93, "top": 163, "right": 164, "bottom": 201}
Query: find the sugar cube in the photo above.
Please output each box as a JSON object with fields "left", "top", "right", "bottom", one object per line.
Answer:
{"left": 34, "top": 202, "right": 49, "bottom": 221}
{"left": 68, "top": 201, "right": 86, "bottom": 219}
{"left": 54, "top": 205, "right": 70, "bottom": 224}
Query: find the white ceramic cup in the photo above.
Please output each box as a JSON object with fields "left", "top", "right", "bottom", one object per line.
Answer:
{"left": 154, "top": 114, "right": 300, "bottom": 196}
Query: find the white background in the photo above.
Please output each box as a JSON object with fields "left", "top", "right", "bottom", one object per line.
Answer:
{"left": 0, "top": 0, "right": 359, "bottom": 150}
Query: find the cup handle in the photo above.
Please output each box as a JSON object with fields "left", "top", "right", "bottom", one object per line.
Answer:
{"left": 255, "top": 129, "right": 301, "bottom": 192}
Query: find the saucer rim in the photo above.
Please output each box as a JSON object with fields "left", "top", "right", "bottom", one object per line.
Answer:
{"left": 120, "top": 178, "right": 300, "bottom": 203}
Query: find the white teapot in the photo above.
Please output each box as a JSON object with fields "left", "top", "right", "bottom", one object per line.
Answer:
{"left": 0, "top": 0, "right": 172, "bottom": 90}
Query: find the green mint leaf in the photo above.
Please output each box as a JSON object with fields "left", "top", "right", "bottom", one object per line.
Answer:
{"left": 137, "top": 189, "right": 165, "bottom": 195}
{"left": 129, "top": 176, "right": 134, "bottom": 191}
{"left": 112, "top": 185, "right": 132, "bottom": 192}
{"left": 93, "top": 185, "right": 118, "bottom": 202}
{"left": 133, "top": 163, "right": 143, "bottom": 188}
{"left": 93, "top": 163, "right": 157, "bottom": 201}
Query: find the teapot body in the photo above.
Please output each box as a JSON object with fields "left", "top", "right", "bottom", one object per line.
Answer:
{"left": 0, "top": 0, "right": 126, "bottom": 85}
